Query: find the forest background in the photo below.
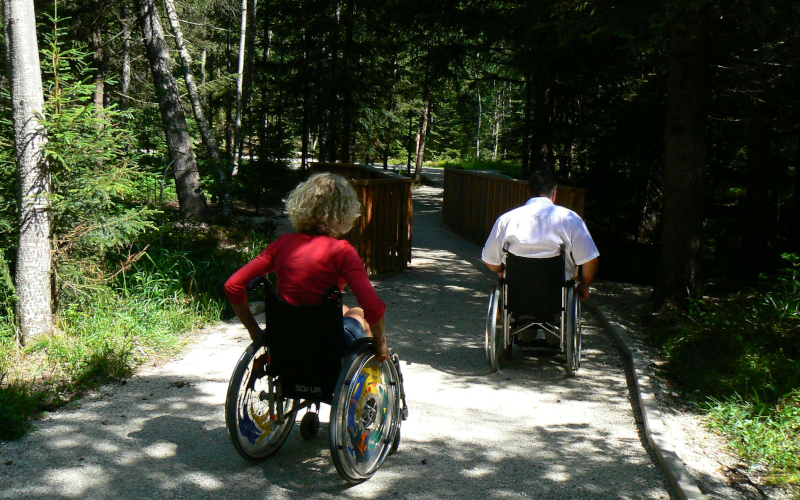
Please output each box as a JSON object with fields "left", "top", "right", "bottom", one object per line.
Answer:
{"left": 1, "top": 0, "right": 799, "bottom": 491}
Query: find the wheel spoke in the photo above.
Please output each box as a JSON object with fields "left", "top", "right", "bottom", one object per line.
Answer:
{"left": 330, "top": 350, "right": 401, "bottom": 483}
{"left": 225, "top": 342, "right": 296, "bottom": 461}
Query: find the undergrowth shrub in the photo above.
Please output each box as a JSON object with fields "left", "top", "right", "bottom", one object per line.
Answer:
{"left": 0, "top": 11, "right": 279, "bottom": 440}
{"left": 658, "top": 253, "right": 800, "bottom": 401}
{"left": 0, "top": 250, "right": 15, "bottom": 337}
{"left": 655, "top": 253, "right": 800, "bottom": 485}
{"left": 0, "top": 378, "right": 41, "bottom": 440}
{"left": 707, "top": 389, "right": 800, "bottom": 486}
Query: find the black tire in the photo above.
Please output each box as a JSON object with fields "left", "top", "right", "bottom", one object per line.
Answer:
{"left": 300, "top": 411, "right": 320, "bottom": 440}
{"left": 329, "top": 346, "right": 401, "bottom": 483}
{"left": 565, "top": 285, "right": 581, "bottom": 376}
{"left": 388, "top": 427, "right": 401, "bottom": 455}
{"left": 485, "top": 286, "right": 504, "bottom": 372}
{"left": 225, "top": 339, "right": 296, "bottom": 461}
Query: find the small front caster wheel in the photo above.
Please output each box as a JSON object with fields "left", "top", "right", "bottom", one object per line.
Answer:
{"left": 300, "top": 411, "right": 319, "bottom": 440}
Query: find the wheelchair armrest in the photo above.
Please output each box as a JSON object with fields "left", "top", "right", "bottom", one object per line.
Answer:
{"left": 322, "top": 285, "right": 342, "bottom": 301}
{"left": 246, "top": 276, "right": 267, "bottom": 293}
{"left": 348, "top": 336, "right": 373, "bottom": 351}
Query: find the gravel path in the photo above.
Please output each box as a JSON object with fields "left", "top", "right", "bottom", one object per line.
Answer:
{"left": 0, "top": 177, "right": 674, "bottom": 499}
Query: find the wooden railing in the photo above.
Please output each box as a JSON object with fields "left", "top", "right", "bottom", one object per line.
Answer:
{"left": 442, "top": 168, "right": 587, "bottom": 244}
{"left": 310, "top": 163, "right": 412, "bottom": 275}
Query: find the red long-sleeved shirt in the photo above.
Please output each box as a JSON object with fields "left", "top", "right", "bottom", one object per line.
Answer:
{"left": 224, "top": 233, "right": 386, "bottom": 325}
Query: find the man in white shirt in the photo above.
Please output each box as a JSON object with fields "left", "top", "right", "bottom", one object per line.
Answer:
{"left": 481, "top": 171, "right": 599, "bottom": 299}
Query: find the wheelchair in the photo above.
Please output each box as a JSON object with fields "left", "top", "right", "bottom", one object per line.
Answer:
{"left": 485, "top": 244, "right": 582, "bottom": 376}
{"left": 225, "top": 277, "right": 408, "bottom": 483}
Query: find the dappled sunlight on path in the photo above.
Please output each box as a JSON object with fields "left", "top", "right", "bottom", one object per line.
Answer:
{"left": 0, "top": 181, "right": 673, "bottom": 499}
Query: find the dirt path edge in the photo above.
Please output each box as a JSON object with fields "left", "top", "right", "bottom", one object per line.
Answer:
{"left": 586, "top": 297, "right": 705, "bottom": 500}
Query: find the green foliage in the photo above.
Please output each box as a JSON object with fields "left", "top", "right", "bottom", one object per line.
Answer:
{"left": 653, "top": 254, "right": 800, "bottom": 485}
{"left": 0, "top": 11, "right": 280, "bottom": 441}
{"left": 231, "top": 159, "right": 305, "bottom": 212}
{"left": 0, "top": 81, "right": 18, "bottom": 259}
{"left": 0, "top": 225, "right": 272, "bottom": 441}
{"left": 0, "top": 378, "right": 41, "bottom": 441}
{"left": 0, "top": 250, "right": 16, "bottom": 325}
{"left": 707, "top": 390, "right": 800, "bottom": 486}
{"left": 39, "top": 13, "right": 157, "bottom": 273}
{"left": 657, "top": 253, "right": 800, "bottom": 402}
{"left": 435, "top": 159, "right": 522, "bottom": 179}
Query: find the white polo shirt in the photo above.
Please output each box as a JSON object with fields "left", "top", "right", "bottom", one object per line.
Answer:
{"left": 481, "top": 197, "right": 599, "bottom": 279}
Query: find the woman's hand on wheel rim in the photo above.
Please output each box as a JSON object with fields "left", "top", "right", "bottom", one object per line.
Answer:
{"left": 374, "top": 342, "right": 391, "bottom": 363}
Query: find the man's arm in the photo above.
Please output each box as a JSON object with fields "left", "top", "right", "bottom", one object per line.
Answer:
{"left": 482, "top": 215, "right": 506, "bottom": 276}
{"left": 577, "top": 257, "right": 599, "bottom": 299}
{"left": 485, "top": 262, "right": 504, "bottom": 276}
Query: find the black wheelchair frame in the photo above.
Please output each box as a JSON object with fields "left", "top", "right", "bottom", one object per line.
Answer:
{"left": 485, "top": 244, "right": 582, "bottom": 376}
{"left": 225, "top": 277, "right": 408, "bottom": 483}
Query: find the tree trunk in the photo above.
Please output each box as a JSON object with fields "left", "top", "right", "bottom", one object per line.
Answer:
{"left": 135, "top": 0, "right": 207, "bottom": 220}
{"left": 225, "top": 14, "right": 233, "bottom": 160}
{"left": 543, "top": 86, "right": 556, "bottom": 171}
{"left": 521, "top": 75, "right": 532, "bottom": 179}
{"left": 325, "top": 4, "right": 341, "bottom": 164}
{"left": 120, "top": 5, "right": 132, "bottom": 113}
{"left": 207, "top": 54, "right": 216, "bottom": 128}
{"left": 301, "top": 27, "right": 309, "bottom": 170}
{"left": 414, "top": 91, "right": 432, "bottom": 182}
{"left": 383, "top": 58, "right": 399, "bottom": 170}
{"left": 231, "top": 0, "right": 248, "bottom": 174}
{"left": 163, "top": 0, "right": 233, "bottom": 219}
{"left": 339, "top": 0, "right": 355, "bottom": 163}
{"left": 476, "top": 79, "right": 482, "bottom": 158}
{"left": 90, "top": 1, "right": 105, "bottom": 110}
{"left": 200, "top": 17, "right": 207, "bottom": 91}
{"left": 406, "top": 112, "right": 413, "bottom": 175}
{"left": 531, "top": 83, "right": 553, "bottom": 172}
{"left": 240, "top": 0, "right": 257, "bottom": 159}
{"left": 4, "top": 0, "right": 53, "bottom": 343}
{"left": 492, "top": 81, "right": 502, "bottom": 161}
{"left": 652, "top": 7, "right": 710, "bottom": 310}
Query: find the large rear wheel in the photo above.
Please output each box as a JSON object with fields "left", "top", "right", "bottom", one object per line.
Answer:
{"left": 485, "top": 286, "right": 504, "bottom": 372}
{"left": 225, "top": 339, "right": 297, "bottom": 461}
{"left": 565, "top": 286, "right": 581, "bottom": 377}
{"left": 329, "top": 348, "right": 401, "bottom": 483}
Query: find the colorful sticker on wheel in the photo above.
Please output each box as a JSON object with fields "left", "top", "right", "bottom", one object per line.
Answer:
{"left": 345, "top": 362, "right": 390, "bottom": 463}
{"left": 240, "top": 380, "right": 274, "bottom": 444}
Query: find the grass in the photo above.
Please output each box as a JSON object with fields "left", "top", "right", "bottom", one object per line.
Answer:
{"left": 651, "top": 253, "right": 800, "bottom": 487}
{"left": 706, "top": 390, "right": 800, "bottom": 487}
{"left": 433, "top": 158, "right": 523, "bottom": 179}
{"left": 0, "top": 225, "right": 272, "bottom": 441}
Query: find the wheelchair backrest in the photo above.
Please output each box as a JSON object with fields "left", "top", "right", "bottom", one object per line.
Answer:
{"left": 505, "top": 251, "right": 565, "bottom": 322}
{"left": 263, "top": 288, "right": 345, "bottom": 404}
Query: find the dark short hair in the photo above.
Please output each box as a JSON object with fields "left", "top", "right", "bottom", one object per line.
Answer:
{"left": 528, "top": 170, "right": 558, "bottom": 198}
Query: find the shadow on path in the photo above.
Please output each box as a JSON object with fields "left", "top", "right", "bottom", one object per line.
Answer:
{"left": 0, "top": 179, "right": 673, "bottom": 500}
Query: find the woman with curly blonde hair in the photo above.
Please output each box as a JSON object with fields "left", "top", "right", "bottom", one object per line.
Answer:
{"left": 225, "top": 173, "right": 390, "bottom": 361}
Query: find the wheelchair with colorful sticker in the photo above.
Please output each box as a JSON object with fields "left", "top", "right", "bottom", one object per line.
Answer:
{"left": 225, "top": 277, "right": 408, "bottom": 483}
{"left": 485, "top": 244, "right": 581, "bottom": 376}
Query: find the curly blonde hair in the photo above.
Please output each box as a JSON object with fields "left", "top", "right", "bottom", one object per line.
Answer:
{"left": 285, "top": 173, "right": 361, "bottom": 237}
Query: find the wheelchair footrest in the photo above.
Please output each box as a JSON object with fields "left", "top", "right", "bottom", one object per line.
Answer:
{"left": 516, "top": 338, "right": 560, "bottom": 349}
